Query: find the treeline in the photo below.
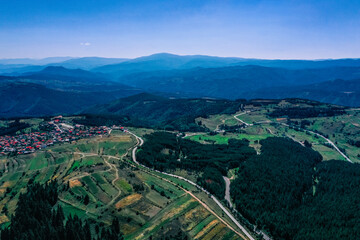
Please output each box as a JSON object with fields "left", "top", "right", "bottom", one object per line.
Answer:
{"left": 0, "top": 120, "right": 30, "bottom": 136}
{"left": 74, "top": 114, "right": 207, "bottom": 132}
{"left": 137, "top": 132, "right": 256, "bottom": 198}
{"left": 269, "top": 106, "right": 346, "bottom": 118}
{"left": 219, "top": 124, "right": 245, "bottom": 133}
{"left": 73, "top": 114, "right": 131, "bottom": 127}
{"left": 347, "top": 139, "right": 360, "bottom": 148}
{"left": 0, "top": 181, "right": 123, "bottom": 240}
{"left": 231, "top": 137, "right": 360, "bottom": 239}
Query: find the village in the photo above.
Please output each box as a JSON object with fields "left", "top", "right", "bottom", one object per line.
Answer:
{"left": 0, "top": 116, "right": 115, "bottom": 155}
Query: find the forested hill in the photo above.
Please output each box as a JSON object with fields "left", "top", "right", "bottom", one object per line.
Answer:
{"left": 82, "top": 93, "right": 246, "bottom": 131}
{"left": 0, "top": 82, "right": 141, "bottom": 118}
{"left": 17, "top": 66, "right": 133, "bottom": 92}
{"left": 92, "top": 53, "right": 360, "bottom": 77}
{"left": 135, "top": 132, "right": 360, "bottom": 239}
{"left": 231, "top": 137, "right": 360, "bottom": 240}
{"left": 137, "top": 132, "right": 257, "bottom": 199}
{"left": 243, "top": 78, "right": 360, "bottom": 107}
{"left": 116, "top": 65, "right": 360, "bottom": 99}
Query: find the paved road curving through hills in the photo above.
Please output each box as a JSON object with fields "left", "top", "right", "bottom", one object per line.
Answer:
{"left": 223, "top": 176, "right": 233, "bottom": 208}
{"left": 234, "top": 111, "right": 353, "bottom": 163}
{"left": 125, "top": 130, "right": 256, "bottom": 240}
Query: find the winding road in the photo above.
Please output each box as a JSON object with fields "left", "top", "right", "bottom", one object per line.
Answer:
{"left": 299, "top": 125, "right": 352, "bottom": 163}
{"left": 67, "top": 149, "right": 131, "bottom": 209}
{"left": 125, "top": 130, "right": 256, "bottom": 240}
{"left": 102, "top": 149, "right": 131, "bottom": 208}
{"left": 234, "top": 112, "right": 253, "bottom": 126}
{"left": 234, "top": 111, "right": 353, "bottom": 163}
{"left": 223, "top": 176, "right": 233, "bottom": 208}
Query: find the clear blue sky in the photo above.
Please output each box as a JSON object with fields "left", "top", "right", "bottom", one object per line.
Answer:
{"left": 0, "top": 0, "right": 359, "bottom": 59}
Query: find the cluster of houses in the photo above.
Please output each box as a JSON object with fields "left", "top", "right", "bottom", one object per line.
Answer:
{"left": 0, "top": 118, "right": 111, "bottom": 155}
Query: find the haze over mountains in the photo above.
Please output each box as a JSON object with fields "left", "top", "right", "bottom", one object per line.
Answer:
{"left": 1, "top": 53, "right": 360, "bottom": 118}
{"left": 116, "top": 65, "right": 360, "bottom": 99}
{"left": 0, "top": 82, "right": 142, "bottom": 118}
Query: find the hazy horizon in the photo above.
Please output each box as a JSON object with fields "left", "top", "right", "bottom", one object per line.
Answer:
{"left": 1, "top": 0, "right": 359, "bottom": 59}
{"left": 1, "top": 52, "right": 360, "bottom": 62}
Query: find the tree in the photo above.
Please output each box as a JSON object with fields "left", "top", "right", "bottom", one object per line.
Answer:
{"left": 83, "top": 195, "right": 90, "bottom": 205}
{"left": 0, "top": 181, "right": 124, "bottom": 240}
{"left": 304, "top": 140, "right": 312, "bottom": 148}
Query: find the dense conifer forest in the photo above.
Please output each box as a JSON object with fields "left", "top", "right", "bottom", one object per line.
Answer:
{"left": 138, "top": 133, "right": 360, "bottom": 239}
{"left": 231, "top": 137, "right": 360, "bottom": 240}
{"left": 0, "top": 120, "right": 30, "bottom": 136}
{"left": 73, "top": 114, "right": 130, "bottom": 127}
{"left": 0, "top": 181, "right": 123, "bottom": 240}
{"left": 268, "top": 106, "right": 346, "bottom": 118}
{"left": 137, "top": 132, "right": 256, "bottom": 198}
{"left": 83, "top": 93, "right": 247, "bottom": 132}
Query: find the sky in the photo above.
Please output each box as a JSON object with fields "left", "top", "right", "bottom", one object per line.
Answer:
{"left": 0, "top": 0, "right": 359, "bottom": 59}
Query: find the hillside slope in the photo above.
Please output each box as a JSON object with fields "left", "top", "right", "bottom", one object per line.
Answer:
{"left": 243, "top": 79, "right": 360, "bottom": 107}
{"left": 83, "top": 93, "right": 245, "bottom": 130}
{"left": 0, "top": 66, "right": 140, "bottom": 93}
{"left": 0, "top": 82, "right": 142, "bottom": 117}
{"left": 116, "top": 65, "right": 360, "bottom": 99}
{"left": 92, "top": 53, "right": 248, "bottom": 77}
{"left": 93, "top": 53, "right": 360, "bottom": 77}
{"left": 49, "top": 57, "right": 129, "bottom": 70}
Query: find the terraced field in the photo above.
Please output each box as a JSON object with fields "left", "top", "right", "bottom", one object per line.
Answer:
{"left": 0, "top": 129, "right": 244, "bottom": 239}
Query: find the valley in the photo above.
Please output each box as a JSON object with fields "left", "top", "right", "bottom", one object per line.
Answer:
{"left": 1, "top": 54, "right": 360, "bottom": 120}
{"left": 1, "top": 98, "right": 360, "bottom": 239}
{"left": 2, "top": 1, "right": 360, "bottom": 239}
{"left": 0, "top": 121, "right": 255, "bottom": 239}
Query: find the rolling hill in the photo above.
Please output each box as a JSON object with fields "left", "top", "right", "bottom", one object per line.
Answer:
{"left": 0, "top": 57, "right": 128, "bottom": 75}
{"left": 116, "top": 65, "right": 360, "bottom": 99}
{"left": 0, "top": 57, "right": 74, "bottom": 65}
{"left": 49, "top": 57, "right": 129, "bottom": 70}
{"left": 0, "top": 64, "right": 46, "bottom": 75}
{"left": 83, "top": 93, "right": 246, "bottom": 130}
{"left": 92, "top": 53, "right": 360, "bottom": 78}
{"left": 243, "top": 78, "right": 360, "bottom": 107}
{"left": 2, "top": 54, "right": 360, "bottom": 114}
{"left": 0, "top": 82, "right": 143, "bottom": 118}
{"left": 2, "top": 66, "right": 136, "bottom": 92}
{"left": 23, "top": 66, "right": 110, "bottom": 82}
{"left": 92, "top": 53, "right": 252, "bottom": 77}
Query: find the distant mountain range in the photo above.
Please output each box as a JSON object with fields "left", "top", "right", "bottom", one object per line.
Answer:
{"left": 21, "top": 66, "right": 115, "bottom": 91}
{"left": 0, "top": 57, "right": 128, "bottom": 75}
{"left": 49, "top": 57, "right": 129, "bottom": 70}
{"left": 1, "top": 66, "right": 131, "bottom": 92}
{"left": 92, "top": 53, "right": 247, "bottom": 77}
{"left": 116, "top": 65, "right": 360, "bottom": 99}
{"left": 92, "top": 53, "right": 360, "bottom": 78}
{"left": 242, "top": 79, "right": 360, "bottom": 107}
{"left": 1, "top": 53, "right": 360, "bottom": 118}
{"left": 0, "top": 65, "right": 143, "bottom": 117}
{"left": 0, "top": 57, "right": 74, "bottom": 65}
{"left": 3, "top": 53, "right": 360, "bottom": 76}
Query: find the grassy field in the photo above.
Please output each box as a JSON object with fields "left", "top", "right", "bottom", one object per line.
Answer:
{"left": 197, "top": 100, "right": 360, "bottom": 164}
{"left": 1, "top": 101, "right": 353, "bottom": 238}
{"left": 189, "top": 128, "right": 272, "bottom": 146}
{"left": 237, "top": 110, "right": 270, "bottom": 124}
{"left": 295, "top": 111, "right": 360, "bottom": 162}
